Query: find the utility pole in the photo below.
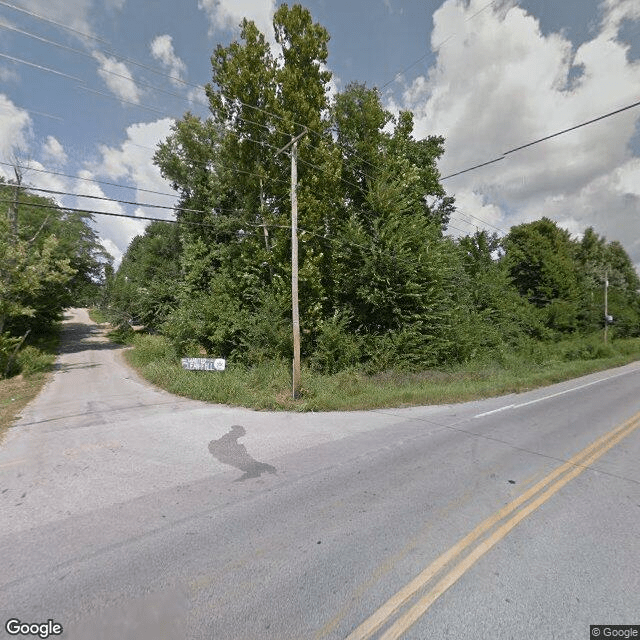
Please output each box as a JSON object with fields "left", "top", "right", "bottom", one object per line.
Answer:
{"left": 604, "top": 268, "right": 609, "bottom": 344}
{"left": 7, "top": 164, "right": 22, "bottom": 241}
{"left": 275, "top": 128, "right": 307, "bottom": 399}
{"left": 259, "top": 177, "right": 270, "bottom": 252}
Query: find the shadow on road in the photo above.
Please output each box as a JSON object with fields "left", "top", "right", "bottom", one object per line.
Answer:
{"left": 208, "top": 425, "right": 277, "bottom": 481}
{"left": 58, "top": 322, "right": 123, "bottom": 355}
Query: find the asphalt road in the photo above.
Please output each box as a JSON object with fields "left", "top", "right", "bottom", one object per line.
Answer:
{"left": 0, "top": 308, "right": 638, "bottom": 639}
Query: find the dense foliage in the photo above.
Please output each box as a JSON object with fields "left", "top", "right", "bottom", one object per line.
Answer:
{"left": 103, "top": 4, "right": 640, "bottom": 375}
{"left": 0, "top": 179, "right": 111, "bottom": 376}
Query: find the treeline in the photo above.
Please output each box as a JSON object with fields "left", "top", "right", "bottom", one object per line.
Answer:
{"left": 103, "top": 4, "right": 640, "bottom": 373}
{"left": 0, "top": 178, "right": 110, "bottom": 376}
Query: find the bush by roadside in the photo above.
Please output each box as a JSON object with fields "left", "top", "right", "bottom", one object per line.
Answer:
{"left": 121, "top": 331, "right": 640, "bottom": 411}
{"left": 0, "top": 328, "right": 58, "bottom": 439}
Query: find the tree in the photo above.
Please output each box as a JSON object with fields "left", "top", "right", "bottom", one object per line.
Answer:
{"left": 0, "top": 180, "right": 112, "bottom": 376}
{"left": 502, "top": 218, "right": 582, "bottom": 333}
{"left": 143, "top": 4, "right": 469, "bottom": 372}
{"left": 107, "top": 221, "right": 181, "bottom": 329}
{"left": 458, "top": 231, "right": 542, "bottom": 350}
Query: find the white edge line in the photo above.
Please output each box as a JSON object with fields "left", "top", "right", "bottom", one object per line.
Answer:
{"left": 473, "top": 367, "right": 639, "bottom": 419}
{"left": 474, "top": 404, "right": 515, "bottom": 418}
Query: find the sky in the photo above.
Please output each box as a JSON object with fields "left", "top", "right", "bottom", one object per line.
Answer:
{"left": 0, "top": 0, "right": 639, "bottom": 269}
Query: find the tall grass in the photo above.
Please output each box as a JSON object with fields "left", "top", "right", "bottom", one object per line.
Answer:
{"left": 123, "top": 332, "right": 640, "bottom": 411}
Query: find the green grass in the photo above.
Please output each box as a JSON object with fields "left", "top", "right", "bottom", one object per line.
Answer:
{"left": 0, "top": 327, "right": 59, "bottom": 441}
{"left": 122, "top": 332, "right": 640, "bottom": 411}
{"left": 88, "top": 307, "right": 110, "bottom": 325}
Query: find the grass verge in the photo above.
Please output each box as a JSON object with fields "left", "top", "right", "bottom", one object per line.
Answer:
{"left": 0, "top": 329, "right": 58, "bottom": 442}
{"left": 122, "top": 333, "right": 640, "bottom": 411}
{"left": 0, "top": 372, "right": 52, "bottom": 443}
{"left": 88, "top": 307, "right": 110, "bottom": 325}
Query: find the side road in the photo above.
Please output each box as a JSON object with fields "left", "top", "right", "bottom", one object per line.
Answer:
{"left": 1, "top": 307, "right": 639, "bottom": 538}
{"left": 0, "top": 308, "right": 454, "bottom": 535}
{"left": 1, "top": 308, "right": 639, "bottom": 639}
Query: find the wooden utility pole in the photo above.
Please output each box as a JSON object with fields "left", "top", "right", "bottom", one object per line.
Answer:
{"left": 259, "top": 178, "right": 270, "bottom": 252}
{"left": 604, "top": 268, "right": 609, "bottom": 344}
{"left": 275, "top": 128, "right": 307, "bottom": 399}
{"left": 8, "top": 164, "right": 22, "bottom": 240}
{"left": 290, "top": 139, "right": 301, "bottom": 398}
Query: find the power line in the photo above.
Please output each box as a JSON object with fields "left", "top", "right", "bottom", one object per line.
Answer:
{"left": 0, "top": 22, "right": 203, "bottom": 106}
{"left": 0, "top": 197, "right": 298, "bottom": 238}
{"left": 0, "top": 6, "right": 383, "bottom": 182}
{"left": 8, "top": 183, "right": 291, "bottom": 218}
{"left": 451, "top": 208, "right": 507, "bottom": 235}
{"left": 0, "top": 160, "right": 179, "bottom": 198}
{"left": 0, "top": 0, "right": 110, "bottom": 45}
{"left": 442, "top": 98, "right": 640, "bottom": 180}
{"left": 504, "top": 99, "right": 640, "bottom": 156}
{"left": 79, "top": 85, "right": 166, "bottom": 115}
{"left": 0, "top": 20, "right": 98, "bottom": 59}
{"left": 0, "top": 104, "right": 63, "bottom": 121}
{"left": 1, "top": 4, "right": 509, "bottom": 231}
{"left": 0, "top": 51, "right": 85, "bottom": 82}
{"left": 380, "top": 0, "right": 497, "bottom": 90}
{"left": 10, "top": 184, "right": 199, "bottom": 214}
{"left": 0, "top": 157, "right": 289, "bottom": 205}
{"left": 441, "top": 156, "right": 504, "bottom": 181}
{"left": 0, "top": 7, "right": 199, "bottom": 92}
{"left": 1, "top": 4, "right": 378, "bottom": 174}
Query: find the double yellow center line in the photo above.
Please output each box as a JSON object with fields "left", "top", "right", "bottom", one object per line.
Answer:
{"left": 346, "top": 409, "right": 640, "bottom": 640}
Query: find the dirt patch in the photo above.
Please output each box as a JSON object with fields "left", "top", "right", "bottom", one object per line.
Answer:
{"left": 0, "top": 371, "right": 52, "bottom": 444}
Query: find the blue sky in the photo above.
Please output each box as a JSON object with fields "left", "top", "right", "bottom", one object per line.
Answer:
{"left": 0, "top": 0, "right": 639, "bottom": 267}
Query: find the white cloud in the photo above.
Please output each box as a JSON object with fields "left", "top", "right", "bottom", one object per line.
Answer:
{"left": 600, "top": 0, "right": 640, "bottom": 39}
{"left": 41, "top": 135, "right": 67, "bottom": 165}
{"left": 88, "top": 118, "right": 178, "bottom": 264}
{"left": 447, "top": 190, "right": 507, "bottom": 237}
{"left": 0, "top": 95, "right": 31, "bottom": 176}
{"left": 74, "top": 170, "right": 146, "bottom": 269}
{"left": 0, "top": 66, "right": 19, "bottom": 83}
{"left": 398, "top": 0, "right": 640, "bottom": 262}
{"left": 15, "top": 0, "right": 96, "bottom": 42}
{"left": 150, "top": 35, "right": 187, "bottom": 86}
{"left": 93, "top": 52, "right": 141, "bottom": 104}
{"left": 187, "top": 86, "right": 208, "bottom": 107}
{"left": 198, "top": 0, "right": 276, "bottom": 43}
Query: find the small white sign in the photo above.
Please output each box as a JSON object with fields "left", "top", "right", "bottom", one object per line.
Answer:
{"left": 181, "top": 357, "right": 226, "bottom": 371}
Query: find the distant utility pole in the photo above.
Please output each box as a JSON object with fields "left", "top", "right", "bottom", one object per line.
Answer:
{"left": 275, "top": 128, "right": 307, "bottom": 399}
{"left": 604, "top": 268, "right": 609, "bottom": 344}
{"left": 7, "top": 164, "right": 22, "bottom": 240}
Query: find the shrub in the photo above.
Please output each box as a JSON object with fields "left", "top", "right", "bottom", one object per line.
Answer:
{"left": 16, "top": 345, "right": 55, "bottom": 375}
{"left": 562, "top": 337, "right": 615, "bottom": 361}
{"left": 308, "top": 311, "right": 362, "bottom": 374}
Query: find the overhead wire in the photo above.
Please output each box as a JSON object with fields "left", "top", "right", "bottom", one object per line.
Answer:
{"left": 0, "top": 3, "right": 383, "bottom": 177}
{"left": 380, "top": 0, "right": 498, "bottom": 89}
{"left": 9, "top": 0, "right": 632, "bottom": 234}
{"left": 0, "top": 160, "right": 179, "bottom": 198}
{"left": 0, "top": 51, "right": 85, "bottom": 82}
{"left": 0, "top": 104, "right": 63, "bottom": 122}
{"left": 0, "top": 155, "right": 288, "bottom": 205}
{"left": 449, "top": 208, "right": 507, "bottom": 235}
{"left": 8, "top": 183, "right": 292, "bottom": 218}
{"left": 9, "top": 184, "right": 201, "bottom": 214}
{"left": 442, "top": 98, "right": 640, "bottom": 180}
{"left": 0, "top": 0, "right": 110, "bottom": 45}
{"left": 0, "top": 197, "right": 284, "bottom": 238}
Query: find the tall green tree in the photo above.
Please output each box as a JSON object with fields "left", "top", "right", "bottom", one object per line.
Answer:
{"left": 0, "top": 181, "right": 110, "bottom": 336}
{"left": 502, "top": 218, "right": 582, "bottom": 333}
